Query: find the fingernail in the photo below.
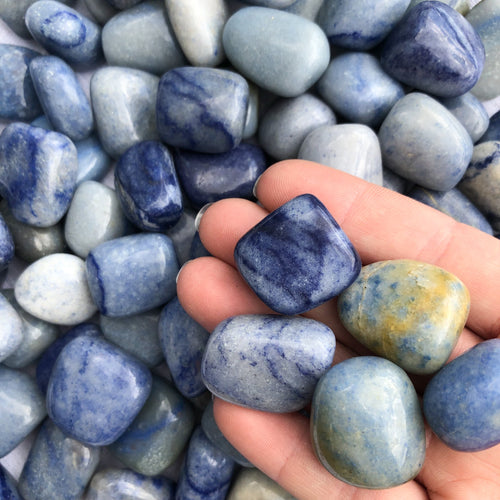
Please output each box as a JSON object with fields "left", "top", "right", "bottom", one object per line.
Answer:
{"left": 252, "top": 173, "right": 263, "bottom": 199}
{"left": 194, "top": 203, "right": 213, "bottom": 232}
{"left": 175, "top": 260, "right": 191, "bottom": 284}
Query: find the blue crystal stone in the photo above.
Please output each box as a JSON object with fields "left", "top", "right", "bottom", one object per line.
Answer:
{"left": 423, "top": 339, "right": 500, "bottom": 451}
{"left": 0, "top": 214, "right": 14, "bottom": 273}
{"left": 0, "top": 294, "right": 23, "bottom": 363}
{"left": 85, "top": 233, "right": 179, "bottom": 316}
{"left": 479, "top": 109, "right": 500, "bottom": 143}
{"left": 0, "top": 44, "right": 42, "bottom": 120}
{"left": 235, "top": 194, "right": 361, "bottom": 315}
{"left": 29, "top": 56, "right": 94, "bottom": 142}
{"left": 174, "top": 143, "right": 267, "bottom": 210}
{"left": 380, "top": 1, "right": 485, "bottom": 97}
{"left": 0, "top": 464, "right": 22, "bottom": 500}
{"left": 18, "top": 418, "right": 100, "bottom": 500}
{"left": 75, "top": 135, "right": 111, "bottom": 186}
{"left": 115, "top": 141, "right": 183, "bottom": 231}
{"left": 47, "top": 336, "right": 152, "bottom": 446}
{"left": 157, "top": 66, "right": 249, "bottom": 154}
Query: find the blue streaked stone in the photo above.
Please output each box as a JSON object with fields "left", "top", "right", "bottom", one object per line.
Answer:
{"left": 202, "top": 314, "right": 335, "bottom": 412}
{"left": 75, "top": 135, "right": 111, "bottom": 186}
{"left": 0, "top": 214, "right": 14, "bottom": 273}
{"left": 424, "top": 339, "right": 500, "bottom": 451}
{"left": 0, "top": 294, "right": 23, "bottom": 363}
{"left": 479, "top": 109, "right": 500, "bottom": 143}
{"left": 0, "top": 464, "right": 21, "bottom": 500}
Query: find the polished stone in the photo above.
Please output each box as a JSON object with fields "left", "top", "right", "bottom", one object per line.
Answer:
{"left": 164, "top": 208, "right": 197, "bottom": 265}
{"left": 298, "top": 124, "right": 384, "bottom": 185}
{"left": 18, "top": 418, "right": 100, "bottom": 500}
{"left": 228, "top": 468, "right": 295, "bottom": 499}
{"left": 378, "top": 92, "right": 473, "bottom": 191}
{"left": 338, "top": 259, "right": 470, "bottom": 374}
{"left": 311, "top": 356, "right": 426, "bottom": 489}
{"left": 157, "top": 66, "right": 249, "bottom": 154}
{"left": 223, "top": 7, "right": 330, "bottom": 97}
{"left": 83, "top": 0, "right": 117, "bottom": 24}
{"left": 424, "top": 339, "right": 500, "bottom": 451}
{"left": 85, "top": 233, "right": 179, "bottom": 316}
{"left": 408, "top": 0, "right": 470, "bottom": 15}
{"left": 47, "top": 336, "right": 152, "bottom": 446}
{"left": 0, "top": 123, "right": 77, "bottom": 227}
{"left": 235, "top": 194, "right": 361, "bottom": 315}
{"left": 202, "top": 314, "right": 335, "bottom": 412}
{"left": 242, "top": 82, "right": 259, "bottom": 139}
{"left": 190, "top": 232, "right": 211, "bottom": 259}
{"left": 0, "top": 464, "right": 21, "bottom": 500}
{"left": 14, "top": 253, "right": 97, "bottom": 325}
{"left": 75, "top": 135, "right": 111, "bottom": 186}
{"left": 0, "top": 293, "right": 23, "bottom": 363}
{"left": 380, "top": 2, "right": 485, "bottom": 97}
{"left": 479, "top": 110, "right": 500, "bottom": 143}
{"left": 283, "top": 0, "right": 323, "bottom": 19}
{"left": 90, "top": 66, "right": 159, "bottom": 158}
{"left": 0, "top": 214, "right": 14, "bottom": 273}
{"left": 383, "top": 168, "right": 412, "bottom": 194}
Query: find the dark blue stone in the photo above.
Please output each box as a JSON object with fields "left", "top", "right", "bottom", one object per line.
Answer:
{"left": 0, "top": 44, "right": 42, "bottom": 120}
{"left": 190, "top": 232, "right": 211, "bottom": 259}
{"left": 234, "top": 194, "right": 361, "bottom": 315}
{"left": 0, "top": 214, "right": 14, "bottom": 273}
{"left": 157, "top": 66, "right": 249, "bottom": 153}
{"left": 380, "top": 1, "right": 485, "bottom": 97}
{"left": 423, "top": 339, "right": 500, "bottom": 452}
{"left": 46, "top": 336, "right": 152, "bottom": 446}
{"left": 174, "top": 143, "right": 267, "bottom": 210}
{"left": 479, "top": 110, "right": 500, "bottom": 143}
{"left": 0, "top": 464, "right": 22, "bottom": 500}
{"left": 114, "top": 141, "right": 183, "bottom": 231}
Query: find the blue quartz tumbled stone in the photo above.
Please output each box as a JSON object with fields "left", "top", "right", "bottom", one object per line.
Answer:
{"left": 235, "top": 194, "right": 361, "bottom": 314}
{"left": 47, "top": 336, "right": 152, "bottom": 446}
{"left": 0, "top": 464, "right": 22, "bottom": 500}
{"left": 312, "top": 357, "right": 425, "bottom": 488}
{"left": 0, "top": 123, "right": 77, "bottom": 227}
{"left": 202, "top": 314, "right": 336, "bottom": 412}
{"left": 380, "top": 1, "right": 485, "bottom": 97}
{"left": 0, "top": 294, "right": 23, "bottom": 363}
{"left": 0, "top": 214, "right": 14, "bottom": 273}
{"left": 424, "top": 339, "right": 500, "bottom": 451}
{"left": 75, "top": 135, "right": 111, "bottom": 186}
{"left": 165, "top": 208, "right": 197, "bottom": 265}
{"left": 86, "top": 233, "right": 179, "bottom": 316}
{"left": 0, "top": 45, "right": 42, "bottom": 120}
{"left": 29, "top": 56, "right": 94, "bottom": 142}
{"left": 157, "top": 66, "right": 249, "bottom": 154}
{"left": 115, "top": 141, "right": 183, "bottom": 231}
{"left": 174, "top": 143, "right": 267, "bottom": 210}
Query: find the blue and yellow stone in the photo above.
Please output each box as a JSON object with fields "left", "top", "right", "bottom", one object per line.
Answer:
{"left": 338, "top": 259, "right": 470, "bottom": 375}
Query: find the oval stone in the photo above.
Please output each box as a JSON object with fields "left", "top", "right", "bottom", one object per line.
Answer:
{"left": 0, "top": 294, "right": 23, "bottom": 363}
{"left": 408, "top": 0, "right": 470, "bottom": 15}
{"left": 75, "top": 135, "right": 111, "bottom": 186}
{"left": 83, "top": 0, "right": 118, "bottom": 25}
{"left": 338, "top": 259, "right": 470, "bottom": 375}
{"left": 222, "top": 7, "right": 330, "bottom": 97}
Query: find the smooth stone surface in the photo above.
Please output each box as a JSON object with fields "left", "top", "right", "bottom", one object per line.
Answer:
{"left": 299, "top": 124, "right": 384, "bottom": 185}
{"left": 202, "top": 314, "right": 335, "bottom": 412}
{"left": 241, "top": 0, "right": 296, "bottom": 6}
{"left": 91, "top": 66, "right": 159, "bottom": 158}
{"left": 338, "top": 259, "right": 470, "bottom": 374}
{"left": 190, "top": 231, "right": 211, "bottom": 260}
{"left": 157, "top": 66, "right": 249, "bottom": 154}
{"left": 0, "top": 45, "right": 42, "bottom": 120}
{"left": 242, "top": 82, "right": 259, "bottom": 139}
{"left": 47, "top": 336, "right": 152, "bottom": 446}
{"left": 15, "top": 253, "right": 97, "bottom": 325}
{"left": 29, "top": 56, "right": 94, "bottom": 141}
{"left": 408, "top": 0, "right": 470, "bottom": 15}
{"left": 83, "top": 0, "right": 117, "bottom": 24}
{"left": 258, "top": 93, "right": 336, "bottom": 160}
{"left": 174, "top": 143, "right": 267, "bottom": 210}
{"left": 158, "top": 297, "right": 210, "bottom": 398}
{"left": 115, "top": 141, "right": 183, "bottom": 231}
{"left": 223, "top": 7, "right": 330, "bottom": 97}
{"left": 227, "top": 468, "right": 295, "bottom": 500}
{"left": 0, "top": 464, "right": 21, "bottom": 499}
{"left": 176, "top": 426, "right": 235, "bottom": 500}
{"left": 0, "top": 366, "right": 46, "bottom": 458}
{"left": 108, "top": 375, "right": 195, "bottom": 475}
{"left": 0, "top": 214, "right": 14, "bottom": 273}
{"left": 317, "top": 0, "right": 410, "bottom": 50}
{"left": 378, "top": 92, "right": 473, "bottom": 191}
{"left": 0, "top": 294, "right": 23, "bottom": 363}
{"left": 235, "top": 194, "right": 361, "bottom": 315}
{"left": 75, "top": 135, "right": 111, "bottom": 186}
{"left": 85, "top": 233, "right": 179, "bottom": 317}
{"left": 283, "top": 0, "right": 324, "bottom": 19}
{"left": 0, "top": 123, "right": 77, "bottom": 227}
{"left": 165, "top": 0, "right": 227, "bottom": 67}
{"left": 424, "top": 339, "right": 500, "bottom": 451}
{"left": 18, "top": 418, "right": 100, "bottom": 500}
{"left": 64, "top": 180, "right": 129, "bottom": 258}
{"left": 317, "top": 52, "right": 405, "bottom": 128}
{"left": 102, "top": 0, "right": 186, "bottom": 75}
{"left": 383, "top": 167, "right": 412, "bottom": 194}
{"left": 380, "top": 2, "right": 485, "bottom": 97}
{"left": 25, "top": 0, "right": 102, "bottom": 66}
{"left": 312, "top": 357, "right": 425, "bottom": 489}
{"left": 479, "top": 109, "right": 500, "bottom": 143}
{"left": 164, "top": 208, "right": 196, "bottom": 265}
{"left": 100, "top": 309, "right": 163, "bottom": 367}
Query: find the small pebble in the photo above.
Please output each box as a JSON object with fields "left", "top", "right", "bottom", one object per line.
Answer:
{"left": 283, "top": 0, "right": 324, "bottom": 19}
{"left": 0, "top": 293, "right": 23, "bottom": 363}
{"left": 164, "top": 208, "right": 197, "bottom": 265}
{"left": 74, "top": 135, "right": 111, "bottom": 186}
{"left": 242, "top": 82, "right": 259, "bottom": 139}
{"left": 0, "top": 214, "right": 14, "bottom": 273}
{"left": 407, "top": 0, "right": 470, "bottom": 15}
{"left": 227, "top": 468, "right": 296, "bottom": 499}
{"left": 83, "top": 0, "right": 117, "bottom": 25}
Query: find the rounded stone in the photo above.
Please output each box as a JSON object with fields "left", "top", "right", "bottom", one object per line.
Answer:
{"left": 75, "top": 135, "right": 111, "bottom": 186}
{"left": 407, "top": 0, "right": 470, "bottom": 15}
{"left": 0, "top": 294, "right": 23, "bottom": 363}
{"left": 83, "top": 0, "right": 117, "bottom": 24}
{"left": 0, "top": 213, "right": 14, "bottom": 273}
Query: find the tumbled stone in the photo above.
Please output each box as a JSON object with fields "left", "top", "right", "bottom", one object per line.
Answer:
{"left": 299, "top": 124, "right": 384, "bottom": 185}
{"left": 202, "top": 314, "right": 335, "bottom": 412}
{"left": 18, "top": 418, "right": 100, "bottom": 500}
{"left": 383, "top": 168, "right": 412, "bottom": 194}
{"left": 0, "top": 464, "right": 21, "bottom": 500}
{"left": 479, "top": 109, "right": 500, "bottom": 143}
{"left": 83, "top": 0, "right": 117, "bottom": 24}
{"left": 380, "top": 2, "right": 485, "bottom": 97}
{"left": 338, "top": 259, "right": 470, "bottom": 374}
{"left": 424, "top": 339, "right": 500, "bottom": 451}
{"left": 408, "top": 0, "right": 470, "bottom": 15}
{"left": 0, "top": 294, "right": 23, "bottom": 363}
{"left": 228, "top": 468, "right": 295, "bottom": 499}
{"left": 0, "top": 123, "right": 77, "bottom": 227}
{"left": 75, "top": 135, "right": 111, "bottom": 186}
{"left": 378, "top": 93, "right": 473, "bottom": 191}
{"left": 242, "top": 82, "right": 259, "bottom": 139}
{"left": 0, "top": 214, "right": 14, "bottom": 273}
{"left": 223, "top": 7, "right": 330, "bottom": 97}
{"left": 165, "top": 208, "right": 197, "bottom": 265}
{"left": 47, "top": 336, "right": 152, "bottom": 446}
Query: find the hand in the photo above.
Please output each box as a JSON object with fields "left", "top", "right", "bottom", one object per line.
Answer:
{"left": 177, "top": 160, "right": 500, "bottom": 499}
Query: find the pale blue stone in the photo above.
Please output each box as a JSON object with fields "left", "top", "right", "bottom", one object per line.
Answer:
{"left": 83, "top": 0, "right": 117, "bottom": 24}
{"left": 202, "top": 314, "right": 335, "bottom": 412}
{"left": 31, "top": 114, "right": 52, "bottom": 130}
{"left": 0, "top": 464, "right": 22, "bottom": 499}
{"left": 242, "top": 82, "right": 259, "bottom": 139}
{"left": 283, "top": 0, "right": 324, "bottom": 20}
{"left": 0, "top": 294, "right": 24, "bottom": 363}
{"left": 75, "top": 135, "right": 111, "bottom": 186}
{"left": 223, "top": 7, "right": 330, "bottom": 97}
{"left": 299, "top": 124, "right": 383, "bottom": 185}
{"left": 383, "top": 167, "right": 412, "bottom": 194}
{"left": 408, "top": 0, "right": 470, "bottom": 15}
{"left": 164, "top": 208, "right": 197, "bottom": 265}
{"left": 378, "top": 92, "right": 473, "bottom": 191}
